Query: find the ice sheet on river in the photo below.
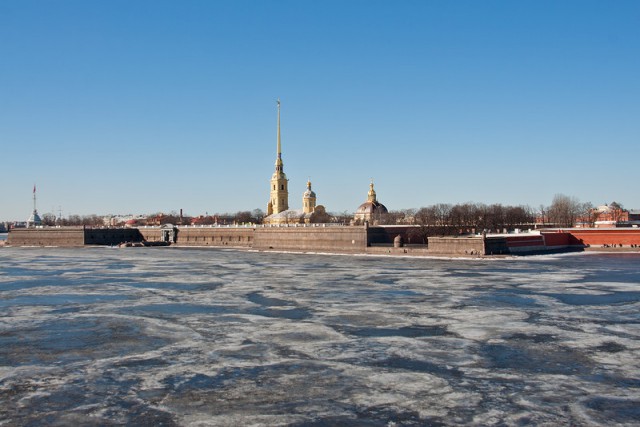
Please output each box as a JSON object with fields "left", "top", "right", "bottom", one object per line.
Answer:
{"left": 1, "top": 248, "right": 639, "bottom": 425}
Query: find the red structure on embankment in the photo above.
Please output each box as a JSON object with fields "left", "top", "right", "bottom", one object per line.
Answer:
{"left": 499, "top": 228, "right": 640, "bottom": 254}
{"left": 539, "top": 228, "right": 640, "bottom": 248}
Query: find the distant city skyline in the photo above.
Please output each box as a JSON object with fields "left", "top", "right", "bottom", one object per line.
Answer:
{"left": 1, "top": 1, "right": 639, "bottom": 221}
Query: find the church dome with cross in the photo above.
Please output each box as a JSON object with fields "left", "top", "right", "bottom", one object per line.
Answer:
{"left": 354, "top": 181, "right": 387, "bottom": 224}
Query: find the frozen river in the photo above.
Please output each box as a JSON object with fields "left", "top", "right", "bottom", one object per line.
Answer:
{"left": 1, "top": 247, "right": 639, "bottom": 425}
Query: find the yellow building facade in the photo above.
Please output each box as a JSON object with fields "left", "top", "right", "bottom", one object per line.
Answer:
{"left": 302, "top": 180, "right": 316, "bottom": 214}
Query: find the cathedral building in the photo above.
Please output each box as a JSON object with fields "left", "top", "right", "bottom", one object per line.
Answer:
{"left": 263, "top": 100, "right": 325, "bottom": 225}
{"left": 266, "top": 99, "right": 288, "bottom": 216}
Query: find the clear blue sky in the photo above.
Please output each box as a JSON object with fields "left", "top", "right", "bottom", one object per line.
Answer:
{"left": 1, "top": 0, "right": 638, "bottom": 221}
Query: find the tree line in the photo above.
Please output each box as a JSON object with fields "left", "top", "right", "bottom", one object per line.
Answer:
{"left": 37, "top": 194, "right": 625, "bottom": 230}
{"left": 368, "top": 193, "right": 620, "bottom": 239}
{"left": 373, "top": 202, "right": 536, "bottom": 241}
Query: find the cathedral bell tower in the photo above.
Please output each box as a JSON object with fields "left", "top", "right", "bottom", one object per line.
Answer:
{"left": 302, "top": 180, "right": 316, "bottom": 214}
{"left": 267, "top": 99, "right": 289, "bottom": 215}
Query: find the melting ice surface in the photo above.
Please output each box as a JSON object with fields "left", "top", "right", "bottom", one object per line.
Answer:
{"left": 0, "top": 248, "right": 639, "bottom": 426}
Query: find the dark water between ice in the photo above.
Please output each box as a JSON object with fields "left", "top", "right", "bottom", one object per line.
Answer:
{"left": 1, "top": 248, "right": 639, "bottom": 426}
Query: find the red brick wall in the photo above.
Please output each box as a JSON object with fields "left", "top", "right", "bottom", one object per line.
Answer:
{"left": 506, "top": 235, "right": 546, "bottom": 248}
{"left": 566, "top": 229, "right": 640, "bottom": 246}
{"left": 539, "top": 232, "right": 575, "bottom": 247}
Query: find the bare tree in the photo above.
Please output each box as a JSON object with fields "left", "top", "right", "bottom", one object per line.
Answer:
{"left": 252, "top": 209, "right": 265, "bottom": 224}
{"left": 413, "top": 207, "right": 435, "bottom": 242}
{"left": 402, "top": 208, "right": 417, "bottom": 225}
{"left": 610, "top": 201, "right": 623, "bottom": 210}
{"left": 80, "top": 214, "right": 103, "bottom": 226}
{"left": 433, "top": 203, "right": 452, "bottom": 226}
{"left": 609, "top": 201, "right": 625, "bottom": 223}
{"left": 579, "top": 202, "right": 596, "bottom": 227}
{"left": 538, "top": 204, "right": 548, "bottom": 227}
{"left": 504, "top": 205, "right": 534, "bottom": 229}
{"left": 42, "top": 213, "right": 56, "bottom": 226}
{"left": 65, "top": 214, "right": 82, "bottom": 226}
{"left": 378, "top": 210, "right": 405, "bottom": 225}
{"left": 234, "top": 211, "right": 253, "bottom": 224}
{"left": 450, "top": 203, "right": 474, "bottom": 228}
{"left": 548, "top": 194, "right": 582, "bottom": 227}
{"left": 474, "top": 203, "right": 491, "bottom": 231}
{"left": 331, "top": 211, "right": 352, "bottom": 225}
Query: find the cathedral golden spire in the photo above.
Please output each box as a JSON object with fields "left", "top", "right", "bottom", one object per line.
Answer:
{"left": 268, "top": 98, "right": 288, "bottom": 215}
{"left": 367, "top": 180, "right": 377, "bottom": 203}
{"left": 275, "top": 98, "right": 282, "bottom": 171}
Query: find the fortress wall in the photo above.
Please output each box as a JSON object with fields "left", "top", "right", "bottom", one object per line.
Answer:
{"left": 365, "top": 246, "right": 431, "bottom": 256}
{"left": 505, "top": 235, "right": 546, "bottom": 247}
{"left": 174, "top": 227, "right": 255, "bottom": 247}
{"left": 254, "top": 226, "right": 367, "bottom": 252}
{"left": 561, "top": 228, "right": 640, "bottom": 247}
{"left": 539, "top": 232, "right": 573, "bottom": 247}
{"left": 484, "top": 237, "right": 510, "bottom": 255}
{"left": 138, "top": 228, "right": 164, "bottom": 242}
{"left": 7, "top": 227, "right": 85, "bottom": 246}
{"left": 367, "top": 226, "right": 427, "bottom": 245}
{"left": 504, "top": 234, "right": 548, "bottom": 254}
{"left": 84, "top": 228, "right": 143, "bottom": 245}
{"left": 367, "top": 227, "right": 392, "bottom": 245}
{"left": 13, "top": 225, "right": 635, "bottom": 255}
{"left": 427, "top": 236, "right": 487, "bottom": 255}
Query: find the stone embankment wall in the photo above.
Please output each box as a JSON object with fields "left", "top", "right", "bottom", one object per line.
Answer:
{"left": 137, "top": 228, "right": 164, "bottom": 242}
{"left": 84, "top": 228, "right": 143, "bottom": 245}
{"left": 254, "top": 226, "right": 367, "bottom": 252}
{"left": 8, "top": 227, "right": 86, "bottom": 246}
{"left": 7, "top": 227, "right": 144, "bottom": 246}
{"left": 427, "top": 236, "right": 486, "bottom": 255}
{"left": 8, "top": 226, "right": 639, "bottom": 254}
{"left": 172, "top": 227, "right": 254, "bottom": 247}
{"left": 365, "top": 246, "right": 430, "bottom": 256}
{"left": 367, "top": 226, "right": 428, "bottom": 245}
{"left": 6, "top": 225, "right": 366, "bottom": 251}
{"left": 139, "top": 226, "right": 255, "bottom": 247}
{"left": 143, "top": 225, "right": 366, "bottom": 252}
